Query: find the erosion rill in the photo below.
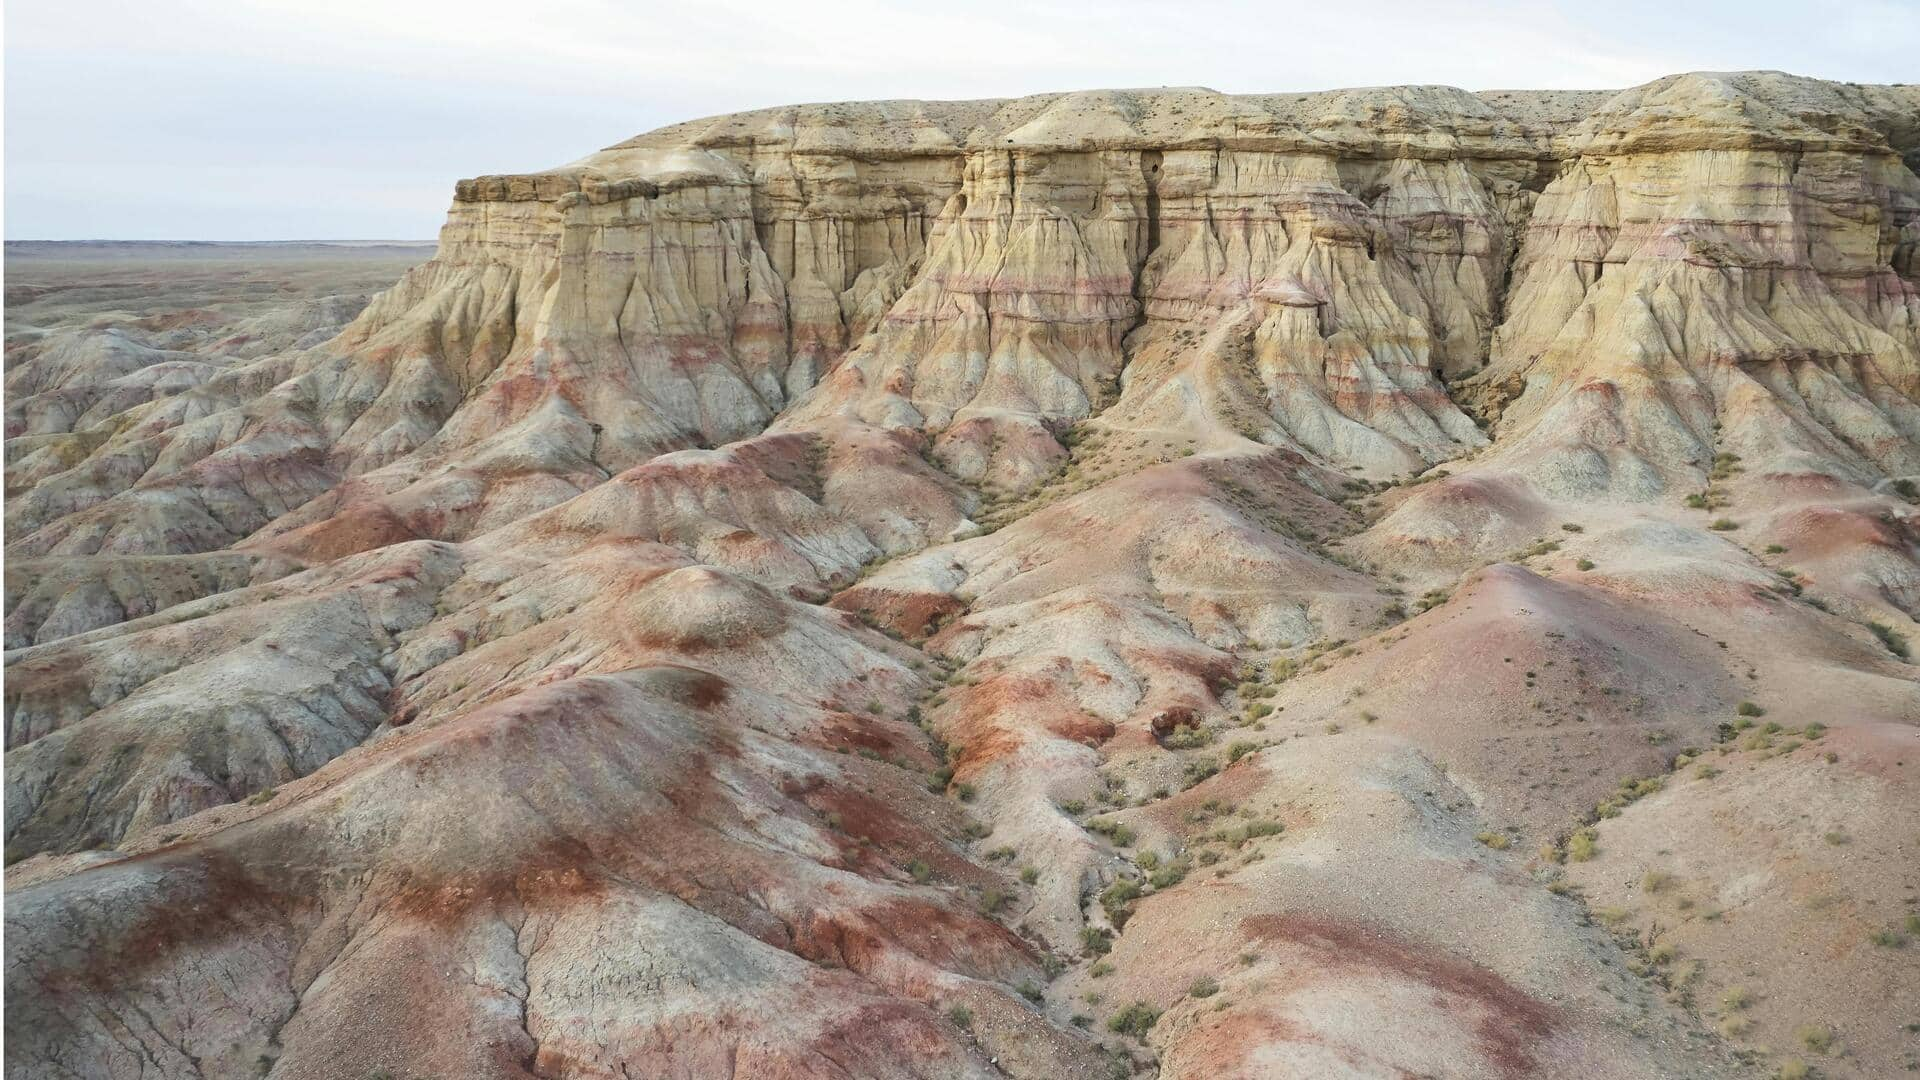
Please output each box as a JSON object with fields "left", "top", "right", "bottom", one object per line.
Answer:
{"left": 5, "top": 72, "right": 1919, "bottom": 1079}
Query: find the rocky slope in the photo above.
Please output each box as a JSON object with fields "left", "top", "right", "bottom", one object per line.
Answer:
{"left": 6, "top": 73, "right": 1919, "bottom": 1080}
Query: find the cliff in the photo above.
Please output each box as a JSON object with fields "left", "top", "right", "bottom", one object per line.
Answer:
{"left": 5, "top": 71, "right": 1918, "bottom": 1080}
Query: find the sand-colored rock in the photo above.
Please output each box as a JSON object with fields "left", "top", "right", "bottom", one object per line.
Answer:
{"left": 6, "top": 73, "right": 1919, "bottom": 1080}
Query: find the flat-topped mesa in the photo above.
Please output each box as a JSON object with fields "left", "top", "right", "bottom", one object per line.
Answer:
{"left": 403, "top": 86, "right": 1606, "bottom": 494}
{"left": 408, "top": 74, "right": 1920, "bottom": 493}
{"left": 8, "top": 73, "right": 1918, "bottom": 572}
{"left": 458, "top": 73, "right": 1920, "bottom": 198}
{"left": 604, "top": 85, "right": 1593, "bottom": 159}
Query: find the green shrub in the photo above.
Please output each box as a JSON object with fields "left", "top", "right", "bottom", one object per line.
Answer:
{"left": 1107, "top": 1002, "right": 1160, "bottom": 1039}
{"left": 1212, "top": 819, "right": 1283, "bottom": 848}
{"left": 1869, "top": 621, "right": 1911, "bottom": 660}
{"left": 1188, "top": 975, "right": 1219, "bottom": 998}
{"left": 947, "top": 1004, "right": 973, "bottom": 1030}
{"left": 1567, "top": 829, "right": 1598, "bottom": 862}
{"left": 1182, "top": 759, "right": 1218, "bottom": 787}
{"left": 1148, "top": 860, "right": 1188, "bottom": 889}
{"left": 1796, "top": 1024, "right": 1833, "bottom": 1053}
{"left": 1100, "top": 879, "right": 1143, "bottom": 927}
{"left": 1164, "top": 726, "right": 1213, "bottom": 749}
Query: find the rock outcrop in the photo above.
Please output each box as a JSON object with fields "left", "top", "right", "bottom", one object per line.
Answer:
{"left": 6, "top": 73, "right": 1919, "bottom": 1080}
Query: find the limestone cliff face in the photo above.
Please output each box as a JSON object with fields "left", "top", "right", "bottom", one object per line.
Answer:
{"left": 1466, "top": 73, "right": 1920, "bottom": 499}
{"left": 331, "top": 72, "right": 1920, "bottom": 509}
{"left": 11, "top": 75, "right": 1915, "bottom": 566}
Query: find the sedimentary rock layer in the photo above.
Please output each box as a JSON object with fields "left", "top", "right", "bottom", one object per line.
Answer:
{"left": 6, "top": 72, "right": 1918, "bottom": 1080}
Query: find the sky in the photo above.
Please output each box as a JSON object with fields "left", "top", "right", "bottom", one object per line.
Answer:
{"left": 6, "top": 0, "right": 1919, "bottom": 240}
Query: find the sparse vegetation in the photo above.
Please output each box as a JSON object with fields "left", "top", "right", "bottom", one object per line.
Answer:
{"left": 1107, "top": 1001, "right": 1160, "bottom": 1039}
{"left": 1869, "top": 926, "right": 1908, "bottom": 948}
{"left": 1100, "top": 879, "right": 1143, "bottom": 928}
{"left": 1567, "top": 829, "right": 1599, "bottom": 862}
{"left": 1868, "top": 620, "right": 1911, "bottom": 660}
{"left": 1188, "top": 975, "right": 1219, "bottom": 998}
{"left": 1163, "top": 726, "right": 1213, "bottom": 749}
{"left": 1796, "top": 1023, "right": 1833, "bottom": 1054}
{"left": 1148, "top": 859, "right": 1189, "bottom": 889}
{"left": 1209, "top": 819, "right": 1284, "bottom": 848}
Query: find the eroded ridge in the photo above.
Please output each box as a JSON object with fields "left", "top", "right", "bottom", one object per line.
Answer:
{"left": 6, "top": 72, "right": 1919, "bottom": 1080}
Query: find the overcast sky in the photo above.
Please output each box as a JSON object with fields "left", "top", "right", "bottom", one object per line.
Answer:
{"left": 7, "top": 0, "right": 1918, "bottom": 240}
